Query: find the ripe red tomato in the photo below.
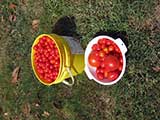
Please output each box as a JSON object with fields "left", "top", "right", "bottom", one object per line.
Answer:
{"left": 118, "top": 64, "right": 123, "bottom": 71}
{"left": 108, "top": 45, "right": 114, "bottom": 52}
{"left": 114, "top": 45, "right": 121, "bottom": 53}
{"left": 92, "top": 44, "right": 98, "bottom": 51}
{"left": 98, "top": 39, "right": 106, "bottom": 45}
{"left": 104, "top": 55, "right": 120, "bottom": 72}
{"left": 107, "top": 71, "right": 119, "bottom": 81}
{"left": 88, "top": 52, "right": 100, "bottom": 67}
{"left": 96, "top": 44, "right": 101, "bottom": 51}
{"left": 97, "top": 73, "right": 104, "bottom": 80}
{"left": 101, "top": 44, "right": 106, "bottom": 49}
{"left": 96, "top": 67, "right": 101, "bottom": 74}
{"left": 106, "top": 39, "right": 112, "bottom": 45}
{"left": 33, "top": 45, "right": 39, "bottom": 51}
{"left": 119, "top": 57, "right": 123, "bottom": 64}
{"left": 100, "top": 62, "right": 105, "bottom": 68}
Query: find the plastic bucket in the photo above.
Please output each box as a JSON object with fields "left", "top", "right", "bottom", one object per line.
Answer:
{"left": 85, "top": 35, "right": 127, "bottom": 85}
{"left": 31, "top": 34, "right": 84, "bottom": 86}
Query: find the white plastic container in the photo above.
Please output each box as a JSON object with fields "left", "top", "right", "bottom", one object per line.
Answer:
{"left": 85, "top": 35, "right": 127, "bottom": 85}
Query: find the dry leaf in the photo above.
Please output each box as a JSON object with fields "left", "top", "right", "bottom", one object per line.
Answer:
{"left": 22, "top": 103, "right": 31, "bottom": 116}
{"left": 32, "top": 19, "right": 40, "bottom": 31}
{"left": 9, "top": 3, "right": 17, "bottom": 9}
{"left": 152, "top": 66, "right": 160, "bottom": 72}
{"left": 9, "top": 14, "right": 17, "bottom": 22}
{"left": 11, "top": 66, "right": 20, "bottom": 84}
{"left": 42, "top": 111, "right": 50, "bottom": 117}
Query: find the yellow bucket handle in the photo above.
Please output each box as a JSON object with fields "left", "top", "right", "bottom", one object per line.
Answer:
{"left": 62, "top": 67, "right": 75, "bottom": 87}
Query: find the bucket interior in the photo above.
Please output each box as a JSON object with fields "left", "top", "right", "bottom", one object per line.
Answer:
{"left": 85, "top": 35, "right": 126, "bottom": 84}
{"left": 31, "top": 34, "right": 65, "bottom": 85}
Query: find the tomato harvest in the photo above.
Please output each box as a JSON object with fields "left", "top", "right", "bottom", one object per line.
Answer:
{"left": 33, "top": 36, "right": 60, "bottom": 83}
{"left": 88, "top": 38, "right": 123, "bottom": 81}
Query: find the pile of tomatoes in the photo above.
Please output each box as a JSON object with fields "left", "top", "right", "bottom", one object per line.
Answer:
{"left": 33, "top": 36, "right": 60, "bottom": 83}
{"left": 88, "top": 38, "right": 123, "bottom": 81}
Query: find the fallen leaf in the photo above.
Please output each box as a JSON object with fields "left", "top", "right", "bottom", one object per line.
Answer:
{"left": 9, "top": 3, "right": 17, "bottom": 9}
{"left": 11, "top": 66, "right": 20, "bottom": 84}
{"left": 22, "top": 103, "right": 31, "bottom": 116}
{"left": 152, "top": 66, "right": 160, "bottom": 72}
{"left": 32, "top": 19, "right": 40, "bottom": 31}
{"left": 42, "top": 111, "right": 50, "bottom": 117}
{"left": 9, "top": 14, "right": 17, "bottom": 22}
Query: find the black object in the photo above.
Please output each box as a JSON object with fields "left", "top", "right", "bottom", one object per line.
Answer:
{"left": 52, "top": 16, "right": 80, "bottom": 38}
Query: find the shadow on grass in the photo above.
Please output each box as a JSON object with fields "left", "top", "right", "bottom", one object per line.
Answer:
{"left": 52, "top": 16, "right": 81, "bottom": 39}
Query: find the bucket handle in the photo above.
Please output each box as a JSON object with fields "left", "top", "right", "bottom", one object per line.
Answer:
{"left": 62, "top": 67, "right": 74, "bottom": 87}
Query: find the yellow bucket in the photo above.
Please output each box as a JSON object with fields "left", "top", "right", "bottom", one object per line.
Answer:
{"left": 31, "top": 34, "right": 84, "bottom": 86}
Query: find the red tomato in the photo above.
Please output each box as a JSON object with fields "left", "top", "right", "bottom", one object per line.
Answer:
{"left": 104, "top": 55, "right": 120, "bottom": 72}
{"left": 45, "top": 78, "right": 54, "bottom": 83}
{"left": 49, "top": 65, "right": 54, "bottom": 70}
{"left": 100, "top": 57, "right": 105, "bottom": 62}
{"left": 92, "top": 44, "right": 98, "bottom": 51}
{"left": 106, "top": 40, "right": 112, "bottom": 45}
{"left": 41, "top": 36, "right": 47, "bottom": 41}
{"left": 88, "top": 52, "right": 100, "bottom": 67}
{"left": 101, "top": 44, "right": 106, "bottom": 49}
{"left": 100, "top": 68, "right": 105, "bottom": 73}
{"left": 98, "top": 39, "right": 106, "bottom": 45}
{"left": 120, "top": 57, "right": 123, "bottom": 64}
{"left": 114, "top": 45, "right": 121, "bottom": 53}
{"left": 37, "top": 68, "right": 44, "bottom": 74}
{"left": 118, "top": 64, "right": 123, "bottom": 71}
{"left": 46, "top": 37, "right": 52, "bottom": 43}
{"left": 107, "top": 71, "right": 119, "bottom": 81}
{"left": 100, "top": 62, "right": 105, "bottom": 68}
{"left": 50, "top": 43, "right": 54, "bottom": 49}
{"left": 50, "top": 59, "right": 55, "bottom": 64}
{"left": 108, "top": 45, "right": 114, "bottom": 52}
{"left": 33, "top": 45, "right": 39, "bottom": 51}
{"left": 97, "top": 73, "right": 104, "bottom": 80}
{"left": 96, "top": 44, "right": 101, "bottom": 51}
{"left": 96, "top": 68, "right": 101, "bottom": 74}
{"left": 47, "top": 48, "right": 51, "bottom": 52}
{"left": 98, "top": 50, "right": 105, "bottom": 58}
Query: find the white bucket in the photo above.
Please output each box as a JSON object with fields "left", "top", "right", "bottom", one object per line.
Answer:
{"left": 85, "top": 35, "right": 127, "bottom": 85}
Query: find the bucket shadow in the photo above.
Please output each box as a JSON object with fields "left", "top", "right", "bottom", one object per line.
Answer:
{"left": 52, "top": 16, "right": 81, "bottom": 39}
{"left": 93, "top": 30, "right": 129, "bottom": 48}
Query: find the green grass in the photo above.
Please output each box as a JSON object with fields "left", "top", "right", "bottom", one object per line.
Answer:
{"left": 0, "top": 0, "right": 160, "bottom": 120}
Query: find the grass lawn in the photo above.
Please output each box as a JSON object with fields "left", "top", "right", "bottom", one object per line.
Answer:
{"left": 0, "top": 0, "right": 160, "bottom": 120}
